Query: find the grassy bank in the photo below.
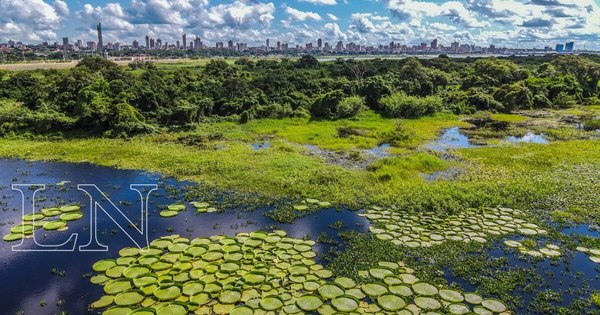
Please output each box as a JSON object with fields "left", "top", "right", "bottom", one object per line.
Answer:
{"left": 0, "top": 109, "right": 599, "bottom": 222}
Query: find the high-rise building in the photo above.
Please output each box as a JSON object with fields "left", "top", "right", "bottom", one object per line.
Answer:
{"left": 277, "top": 41, "right": 281, "bottom": 51}
{"left": 133, "top": 40, "right": 139, "bottom": 49}
{"left": 176, "top": 40, "right": 180, "bottom": 49}
{"left": 194, "top": 37, "right": 202, "bottom": 50}
{"left": 431, "top": 39, "right": 438, "bottom": 50}
{"left": 87, "top": 41, "right": 96, "bottom": 51}
{"left": 145, "top": 36, "right": 150, "bottom": 49}
{"left": 565, "top": 42, "right": 574, "bottom": 53}
{"left": 62, "top": 37, "right": 69, "bottom": 48}
{"left": 336, "top": 41, "right": 343, "bottom": 51}
{"left": 150, "top": 38, "right": 155, "bottom": 49}
{"left": 156, "top": 38, "right": 162, "bottom": 49}
{"left": 451, "top": 41, "right": 459, "bottom": 53}
{"left": 76, "top": 39, "right": 83, "bottom": 48}
{"left": 97, "top": 22, "right": 103, "bottom": 53}
{"left": 182, "top": 34, "right": 187, "bottom": 50}
{"left": 317, "top": 38, "right": 322, "bottom": 50}
{"left": 556, "top": 44, "right": 564, "bottom": 53}
{"left": 228, "top": 40, "right": 234, "bottom": 49}
{"left": 266, "top": 39, "right": 270, "bottom": 49}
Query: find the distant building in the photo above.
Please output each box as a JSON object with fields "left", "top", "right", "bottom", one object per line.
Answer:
{"left": 266, "top": 39, "right": 270, "bottom": 49}
{"left": 317, "top": 38, "right": 322, "bottom": 50}
{"left": 277, "top": 41, "right": 281, "bottom": 50}
{"left": 97, "top": 23, "right": 103, "bottom": 53}
{"left": 87, "top": 41, "right": 96, "bottom": 51}
{"left": 565, "top": 42, "right": 574, "bottom": 53}
{"left": 132, "top": 40, "right": 139, "bottom": 49}
{"left": 182, "top": 34, "right": 187, "bottom": 50}
{"left": 431, "top": 39, "right": 438, "bottom": 50}
{"left": 194, "top": 37, "right": 202, "bottom": 50}
{"left": 556, "top": 44, "right": 564, "bottom": 53}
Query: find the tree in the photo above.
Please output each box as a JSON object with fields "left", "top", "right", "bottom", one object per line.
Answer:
{"left": 358, "top": 76, "right": 393, "bottom": 109}
{"left": 296, "top": 55, "right": 319, "bottom": 69}
{"left": 552, "top": 55, "right": 600, "bottom": 98}
{"left": 473, "top": 58, "right": 528, "bottom": 86}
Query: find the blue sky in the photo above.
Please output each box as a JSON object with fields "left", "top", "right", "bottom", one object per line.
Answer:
{"left": 1, "top": 0, "right": 600, "bottom": 49}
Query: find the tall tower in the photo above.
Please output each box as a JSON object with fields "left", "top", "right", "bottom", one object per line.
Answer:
{"left": 145, "top": 36, "right": 150, "bottom": 49}
{"left": 97, "top": 22, "right": 103, "bottom": 53}
{"left": 183, "top": 34, "right": 187, "bottom": 50}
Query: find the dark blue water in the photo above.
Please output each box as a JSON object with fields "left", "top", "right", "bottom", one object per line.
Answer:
{"left": 441, "top": 236, "right": 600, "bottom": 313}
{"left": 562, "top": 224, "right": 600, "bottom": 238}
{"left": 0, "top": 159, "right": 369, "bottom": 315}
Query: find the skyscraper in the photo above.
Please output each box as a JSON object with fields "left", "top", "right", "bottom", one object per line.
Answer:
{"left": 556, "top": 44, "right": 564, "bottom": 53}
{"left": 97, "top": 22, "right": 103, "bottom": 53}
{"left": 565, "top": 42, "right": 574, "bottom": 53}
{"left": 266, "top": 39, "right": 270, "bottom": 49}
{"left": 431, "top": 39, "right": 438, "bottom": 50}
{"left": 317, "top": 38, "right": 322, "bottom": 50}
{"left": 145, "top": 36, "right": 150, "bottom": 49}
{"left": 183, "top": 34, "right": 187, "bottom": 50}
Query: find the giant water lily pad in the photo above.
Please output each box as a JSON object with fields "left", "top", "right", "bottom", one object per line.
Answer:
{"left": 230, "top": 306, "right": 253, "bottom": 315}
{"left": 318, "top": 284, "right": 344, "bottom": 299}
{"left": 296, "top": 295, "right": 323, "bottom": 311}
{"left": 218, "top": 290, "right": 241, "bottom": 304}
{"left": 481, "top": 299, "right": 507, "bottom": 312}
{"left": 412, "top": 282, "right": 438, "bottom": 296}
{"left": 361, "top": 283, "right": 388, "bottom": 297}
{"left": 91, "top": 295, "right": 114, "bottom": 308}
{"left": 414, "top": 296, "right": 442, "bottom": 310}
{"left": 156, "top": 303, "right": 187, "bottom": 315}
{"left": 114, "top": 291, "right": 144, "bottom": 306}
{"left": 3, "top": 233, "right": 24, "bottom": 242}
{"left": 260, "top": 296, "right": 283, "bottom": 310}
{"left": 60, "top": 205, "right": 80, "bottom": 212}
{"left": 377, "top": 294, "right": 406, "bottom": 311}
{"left": 43, "top": 220, "right": 67, "bottom": 231}
{"left": 159, "top": 210, "right": 179, "bottom": 218}
{"left": 439, "top": 289, "right": 464, "bottom": 303}
{"left": 331, "top": 296, "right": 359, "bottom": 312}
{"left": 60, "top": 212, "right": 83, "bottom": 221}
{"left": 153, "top": 286, "right": 181, "bottom": 301}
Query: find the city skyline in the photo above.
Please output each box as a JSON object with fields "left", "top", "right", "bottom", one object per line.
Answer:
{"left": 0, "top": 0, "right": 599, "bottom": 50}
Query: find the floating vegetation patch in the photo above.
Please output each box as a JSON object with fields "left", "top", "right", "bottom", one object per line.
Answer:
{"left": 361, "top": 206, "right": 547, "bottom": 248}
{"left": 503, "top": 240, "right": 562, "bottom": 258}
{"left": 191, "top": 201, "right": 218, "bottom": 214}
{"left": 293, "top": 198, "right": 332, "bottom": 211}
{"left": 576, "top": 247, "right": 600, "bottom": 264}
{"left": 89, "top": 231, "right": 510, "bottom": 314}
{"left": 2, "top": 204, "right": 82, "bottom": 242}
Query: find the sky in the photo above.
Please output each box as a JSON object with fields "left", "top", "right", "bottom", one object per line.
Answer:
{"left": 1, "top": 0, "right": 600, "bottom": 49}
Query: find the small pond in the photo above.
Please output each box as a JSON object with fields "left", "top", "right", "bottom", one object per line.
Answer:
{"left": 504, "top": 132, "right": 549, "bottom": 144}
{"left": 425, "top": 127, "right": 479, "bottom": 152}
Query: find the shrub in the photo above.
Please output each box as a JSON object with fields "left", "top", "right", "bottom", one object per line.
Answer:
{"left": 311, "top": 91, "right": 364, "bottom": 119}
{"left": 336, "top": 96, "right": 365, "bottom": 119}
{"left": 379, "top": 93, "right": 442, "bottom": 118}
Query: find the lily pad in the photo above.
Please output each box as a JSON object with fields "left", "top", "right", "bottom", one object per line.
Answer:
{"left": 377, "top": 294, "right": 406, "bottom": 311}
{"left": 296, "top": 295, "right": 323, "bottom": 311}
{"left": 318, "top": 284, "right": 344, "bottom": 299}
{"left": 414, "top": 296, "right": 442, "bottom": 310}
{"left": 331, "top": 296, "right": 359, "bottom": 312}
{"left": 159, "top": 210, "right": 179, "bottom": 218}
{"left": 260, "top": 296, "right": 283, "bottom": 311}
{"left": 481, "top": 299, "right": 507, "bottom": 312}
{"left": 114, "top": 291, "right": 144, "bottom": 306}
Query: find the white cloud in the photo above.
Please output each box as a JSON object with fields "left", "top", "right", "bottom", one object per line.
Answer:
{"left": 53, "top": 0, "right": 69, "bottom": 17}
{"left": 326, "top": 13, "right": 339, "bottom": 21}
{"left": 285, "top": 7, "right": 322, "bottom": 21}
{"left": 297, "top": 0, "right": 337, "bottom": 5}
{"left": 0, "top": 0, "right": 63, "bottom": 41}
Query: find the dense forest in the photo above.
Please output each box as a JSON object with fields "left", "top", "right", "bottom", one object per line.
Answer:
{"left": 0, "top": 54, "right": 599, "bottom": 137}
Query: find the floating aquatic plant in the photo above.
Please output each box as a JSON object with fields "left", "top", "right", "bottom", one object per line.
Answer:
{"left": 2, "top": 204, "right": 82, "bottom": 242}
{"left": 361, "top": 206, "right": 547, "bottom": 248}
{"left": 89, "top": 231, "right": 510, "bottom": 314}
